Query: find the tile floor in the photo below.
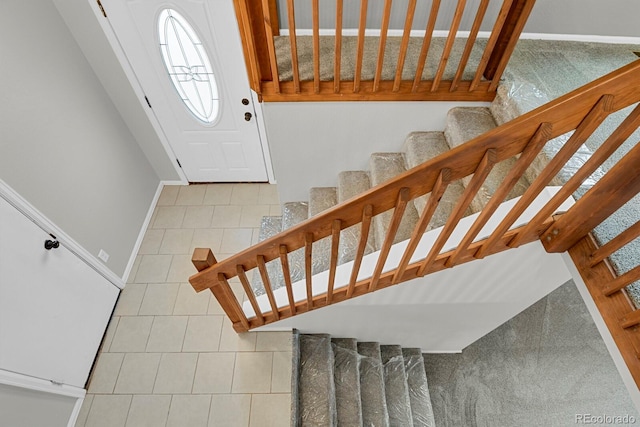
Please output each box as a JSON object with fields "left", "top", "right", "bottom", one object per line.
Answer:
{"left": 75, "top": 183, "right": 293, "bottom": 427}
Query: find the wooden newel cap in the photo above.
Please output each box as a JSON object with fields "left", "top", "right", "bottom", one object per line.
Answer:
{"left": 192, "top": 248, "right": 217, "bottom": 272}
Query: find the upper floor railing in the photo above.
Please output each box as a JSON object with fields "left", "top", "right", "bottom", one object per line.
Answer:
{"left": 233, "top": 0, "right": 537, "bottom": 101}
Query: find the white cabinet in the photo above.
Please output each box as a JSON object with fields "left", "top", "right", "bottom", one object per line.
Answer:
{"left": 0, "top": 192, "right": 119, "bottom": 389}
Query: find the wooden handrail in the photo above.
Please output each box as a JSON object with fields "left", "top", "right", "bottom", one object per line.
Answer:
{"left": 234, "top": 0, "right": 537, "bottom": 102}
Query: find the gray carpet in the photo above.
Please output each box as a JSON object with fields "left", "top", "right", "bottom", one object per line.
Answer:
{"left": 423, "top": 280, "right": 639, "bottom": 427}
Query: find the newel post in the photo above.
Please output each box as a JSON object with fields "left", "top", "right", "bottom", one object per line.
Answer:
{"left": 190, "top": 248, "right": 250, "bottom": 333}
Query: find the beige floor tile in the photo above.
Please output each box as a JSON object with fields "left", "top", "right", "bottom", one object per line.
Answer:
{"left": 110, "top": 316, "right": 154, "bottom": 353}
{"left": 203, "top": 184, "right": 233, "bottom": 205}
{"left": 192, "top": 353, "right": 236, "bottom": 393}
{"left": 138, "top": 283, "right": 180, "bottom": 315}
{"left": 251, "top": 228, "right": 261, "bottom": 245}
{"left": 249, "top": 394, "right": 291, "bottom": 427}
{"left": 114, "top": 284, "right": 146, "bottom": 316}
{"left": 167, "top": 254, "right": 198, "bottom": 283}
{"left": 85, "top": 395, "right": 132, "bottom": 427}
{"left": 258, "top": 184, "right": 280, "bottom": 205}
{"left": 125, "top": 395, "right": 171, "bottom": 427}
{"left": 101, "top": 316, "right": 120, "bottom": 353}
{"left": 182, "top": 316, "right": 224, "bottom": 352}
{"left": 232, "top": 352, "right": 273, "bottom": 393}
{"left": 152, "top": 206, "right": 186, "bottom": 229}
{"left": 220, "top": 228, "right": 254, "bottom": 253}
{"left": 239, "top": 205, "right": 271, "bottom": 228}
{"left": 138, "top": 229, "right": 164, "bottom": 255}
{"left": 126, "top": 256, "right": 142, "bottom": 284}
{"left": 211, "top": 205, "right": 242, "bottom": 228}
{"left": 190, "top": 228, "right": 224, "bottom": 254}
{"left": 230, "top": 184, "right": 261, "bottom": 205}
{"left": 176, "top": 185, "right": 206, "bottom": 206}
{"left": 153, "top": 353, "right": 198, "bottom": 394}
{"left": 114, "top": 353, "right": 161, "bottom": 394}
{"left": 270, "top": 204, "right": 282, "bottom": 216}
{"left": 174, "top": 283, "right": 211, "bottom": 315}
{"left": 134, "top": 255, "right": 173, "bottom": 283}
{"left": 159, "top": 229, "right": 195, "bottom": 254}
{"left": 88, "top": 353, "right": 124, "bottom": 394}
{"left": 183, "top": 205, "right": 215, "bottom": 228}
{"left": 255, "top": 332, "right": 293, "bottom": 352}
{"left": 74, "top": 394, "right": 93, "bottom": 427}
{"left": 271, "top": 351, "right": 293, "bottom": 393}
{"left": 146, "top": 316, "right": 188, "bottom": 353}
{"left": 157, "top": 185, "right": 180, "bottom": 206}
{"left": 166, "top": 395, "right": 212, "bottom": 427}
{"left": 209, "top": 394, "right": 251, "bottom": 427}
{"left": 218, "top": 318, "right": 257, "bottom": 352}
{"left": 207, "top": 295, "right": 225, "bottom": 315}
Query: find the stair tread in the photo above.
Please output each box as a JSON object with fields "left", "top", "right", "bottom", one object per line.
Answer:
{"left": 357, "top": 342, "right": 390, "bottom": 427}
{"left": 380, "top": 345, "right": 414, "bottom": 427}
{"left": 337, "top": 171, "right": 376, "bottom": 265}
{"left": 444, "top": 107, "right": 529, "bottom": 213}
{"left": 369, "top": 153, "right": 420, "bottom": 249}
{"left": 252, "top": 216, "right": 284, "bottom": 296}
{"left": 403, "top": 349, "right": 436, "bottom": 427}
{"left": 309, "top": 188, "right": 338, "bottom": 276}
{"left": 403, "top": 132, "right": 471, "bottom": 228}
{"left": 299, "top": 334, "right": 337, "bottom": 426}
{"left": 331, "top": 338, "right": 364, "bottom": 426}
{"left": 282, "top": 202, "right": 309, "bottom": 286}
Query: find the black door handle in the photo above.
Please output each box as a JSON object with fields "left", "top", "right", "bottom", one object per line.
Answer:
{"left": 44, "top": 239, "right": 60, "bottom": 250}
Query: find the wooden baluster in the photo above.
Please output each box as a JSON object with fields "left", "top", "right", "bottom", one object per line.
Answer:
{"left": 602, "top": 266, "right": 640, "bottom": 296}
{"left": 477, "top": 95, "right": 614, "bottom": 258}
{"left": 485, "top": 0, "right": 538, "bottom": 91}
{"left": 542, "top": 134, "right": 640, "bottom": 253}
{"left": 304, "top": 232, "right": 314, "bottom": 310}
{"left": 591, "top": 219, "right": 640, "bottom": 267}
{"left": 353, "top": 0, "right": 368, "bottom": 93}
{"left": 334, "top": 0, "right": 344, "bottom": 94}
{"left": 236, "top": 265, "right": 265, "bottom": 325}
{"left": 261, "top": 0, "right": 280, "bottom": 93}
{"left": 514, "top": 103, "right": 640, "bottom": 248}
{"left": 286, "top": 0, "right": 300, "bottom": 93}
{"left": 446, "top": 123, "right": 551, "bottom": 267}
{"left": 347, "top": 204, "right": 373, "bottom": 298}
{"left": 256, "top": 255, "right": 280, "bottom": 320}
{"left": 450, "top": 0, "right": 489, "bottom": 92}
{"left": 312, "top": 0, "right": 320, "bottom": 94}
{"left": 279, "top": 244, "right": 297, "bottom": 315}
{"left": 233, "top": 0, "right": 263, "bottom": 93}
{"left": 431, "top": 0, "right": 467, "bottom": 92}
{"left": 412, "top": 0, "right": 441, "bottom": 92}
{"left": 418, "top": 149, "right": 497, "bottom": 276}
{"left": 394, "top": 169, "right": 451, "bottom": 284}
{"left": 393, "top": 0, "right": 417, "bottom": 92}
{"left": 191, "top": 248, "right": 250, "bottom": 332}
{"left": 620, "top": 309, "right": 640, "bottom": 329}
{"left": 326, "top": 220, "right": 342, "bottom": 304}
{"left": 369, "top": 188, "right": 411, "bottom": 292}
{"left": 373, "top": 0, "right": 393, "bottom": 93}
{"left": 470, "top": 0, "right": 513, "bottom": 91}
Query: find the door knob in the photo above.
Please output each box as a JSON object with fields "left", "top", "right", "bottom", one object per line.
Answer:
{"left": 244, "top": 112, "right": 252, "bottom": 121}
{"left": 241, "top": 98, "right": 250, "bottom": 105}
{"left": 44, "top": 239, "right": 60, "bottom": 250}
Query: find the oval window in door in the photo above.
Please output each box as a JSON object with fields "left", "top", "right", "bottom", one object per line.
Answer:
{"left": 158, "top": 8, "right": 219, "bottom": 124}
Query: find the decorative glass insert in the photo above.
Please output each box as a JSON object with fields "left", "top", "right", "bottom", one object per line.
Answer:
{"left": 158, "top": 9, "right": 219, "bottom": 123}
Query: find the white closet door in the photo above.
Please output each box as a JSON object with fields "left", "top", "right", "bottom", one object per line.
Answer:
{"left": 0, "top": 196, "right": 118, "bottom": 388}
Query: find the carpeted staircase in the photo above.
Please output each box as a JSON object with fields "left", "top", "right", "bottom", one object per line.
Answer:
{"left": 292, "top": 332, "right": 435, "bottom": 427}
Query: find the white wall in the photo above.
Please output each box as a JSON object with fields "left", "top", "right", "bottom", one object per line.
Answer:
{"left": 0, "top": 1, "right": 160, "bottom": 277}
{"left": 262, "top": 101, "right": 488, "bottom": 202}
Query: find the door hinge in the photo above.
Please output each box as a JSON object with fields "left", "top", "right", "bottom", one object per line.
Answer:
{"left": 176, "top": 159, "right": 182, "bottom": 168}
{"left": 96, "top": 0, "right": 107, "bottom": 17}
{"left": 145, "top": 96, "right": 152, "bottom": 108}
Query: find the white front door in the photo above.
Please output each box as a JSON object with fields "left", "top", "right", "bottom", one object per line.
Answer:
{"left": 0, "top": 195, "right": 119, "bottom": 388}
{"left": 106, "top": 0, "right": 268, "bottom": 182}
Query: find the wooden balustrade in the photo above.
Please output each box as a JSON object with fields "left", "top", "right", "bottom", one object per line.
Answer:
{"left": 190, "top": 59, "right": 640, "bottom": 388}
{"left": 233, "top": 0, "right": 537, "bottom": 102}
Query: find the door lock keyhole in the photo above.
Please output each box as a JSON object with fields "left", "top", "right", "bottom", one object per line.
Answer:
{"left": 244, "top": 112, "right": 252, "bottom": 121}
